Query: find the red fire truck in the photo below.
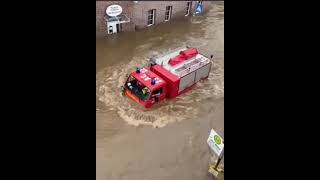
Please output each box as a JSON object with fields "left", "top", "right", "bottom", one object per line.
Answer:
{"left": 122, "top": 47, "right": 213, "bottom": 108}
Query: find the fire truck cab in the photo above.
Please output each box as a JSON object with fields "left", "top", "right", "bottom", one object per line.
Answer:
{"left": 124, "top": 67, "right": 167, "bottom": 108}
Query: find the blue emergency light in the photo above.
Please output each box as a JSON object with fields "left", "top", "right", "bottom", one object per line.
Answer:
{"left": 151, "top": 79, "right": 156, "bottom": 85}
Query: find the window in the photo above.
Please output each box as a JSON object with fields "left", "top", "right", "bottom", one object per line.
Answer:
{"left": 108, "top": 26, "right": 113, "bottom": 34}
{"left": 165, "top": 6, "right": 172, "bottom": 21}
{"left": 116, "top": 23, "right": 122, "bottom": 33}
{"left": 147, "top": 9, "right": 156, "bottom": 26}
{"left": 185, "top": 2, "right": 192, "bottom": 16}
{"left": 125, "top": 76, "right": 150, "bottom": 101}
{"left": 152, "top": 88, "right": 162, "bottom": 96}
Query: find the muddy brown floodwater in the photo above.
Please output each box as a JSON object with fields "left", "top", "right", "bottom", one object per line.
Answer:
{"left": 96, "top": 2, "right": 224, "bottom": 180}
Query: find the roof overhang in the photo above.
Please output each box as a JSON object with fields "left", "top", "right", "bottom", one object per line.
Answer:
{"left": 104, "top": 14, "right": 130, "bottom": 24}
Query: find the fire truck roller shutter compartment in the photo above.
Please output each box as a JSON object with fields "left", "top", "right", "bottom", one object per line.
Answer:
{"left": 195, "top": 63, "right": 211, "bottom": 82}
{"left": 179, "top": 71, "right": 196, "bottom": 93}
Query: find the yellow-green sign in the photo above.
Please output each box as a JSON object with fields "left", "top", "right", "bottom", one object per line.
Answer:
{"left": 214, "top": 135, "right": 221, "bottom": 145}
{"left": 207, "top": 129, "right": 224, "bottom": 156}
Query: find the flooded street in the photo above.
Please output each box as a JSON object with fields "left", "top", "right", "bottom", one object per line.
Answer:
{"left": 97, "top": 2, "right": 224, "bottom": 180}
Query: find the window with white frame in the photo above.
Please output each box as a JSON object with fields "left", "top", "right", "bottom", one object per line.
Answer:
{"left": 165, "top": 6, "right": 172, "bottom": 21}
{"left": 185, "top": 2, "right": 192, "bottom": 16}
{"left": 147, "top": 9, "right": 156, "bottom": 26}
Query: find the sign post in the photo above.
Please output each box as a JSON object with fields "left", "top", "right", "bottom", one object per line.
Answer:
{"left": 207, "top": 129, "right": 224, "bottom": 178}
{"left": 214, "top": 149, "right": 224, "bottom": 169}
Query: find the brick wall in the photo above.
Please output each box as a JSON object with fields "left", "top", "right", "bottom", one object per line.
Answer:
{"left": 96, "top": 1, "right": 135, "bottom": 33}
{"left": 132, "top": 1, "right": 192, "bottom": 29}
{"left": 96, "top": 1, "right": 212, "bottom": 34}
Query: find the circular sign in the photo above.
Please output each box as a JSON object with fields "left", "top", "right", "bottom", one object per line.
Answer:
{"left": 213, "top": 135, "right": 222, "bottom": 145}
{"left": 106, "top": 5, "right": 122, "bottom": 17}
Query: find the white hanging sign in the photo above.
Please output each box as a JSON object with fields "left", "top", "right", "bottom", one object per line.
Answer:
{"left": 106, "top": 5, "right": 123, "bottom": 17}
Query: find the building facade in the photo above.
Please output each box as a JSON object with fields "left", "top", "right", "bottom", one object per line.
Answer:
{"left": 96, "top": 1, "right": 210, "bottom": 35}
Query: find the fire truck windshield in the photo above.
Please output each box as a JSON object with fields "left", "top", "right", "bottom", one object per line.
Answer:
{"left": 125, "top": 76, "right": 150, "bottom": 101}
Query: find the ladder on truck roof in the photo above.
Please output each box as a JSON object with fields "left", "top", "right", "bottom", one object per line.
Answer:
{"left": 173, "top": 54, "right": 210, "bottom": 77}
{"left": 149, "top": 47, "right": 211, "bottom": 78}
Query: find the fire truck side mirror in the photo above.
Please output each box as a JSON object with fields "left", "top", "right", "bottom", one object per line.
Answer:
{"left": 121, "top": 85, "right": 125, "bottom": 95}
{"left": 153, "top": 96, "right": 159, "bottom": 102}
{"left": 149, "top": 57, "right": 156, "bottom": 66}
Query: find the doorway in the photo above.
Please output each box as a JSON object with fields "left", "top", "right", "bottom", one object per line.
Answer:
{"left": 107, "top": 22, "right": 121, "bottom": 34}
